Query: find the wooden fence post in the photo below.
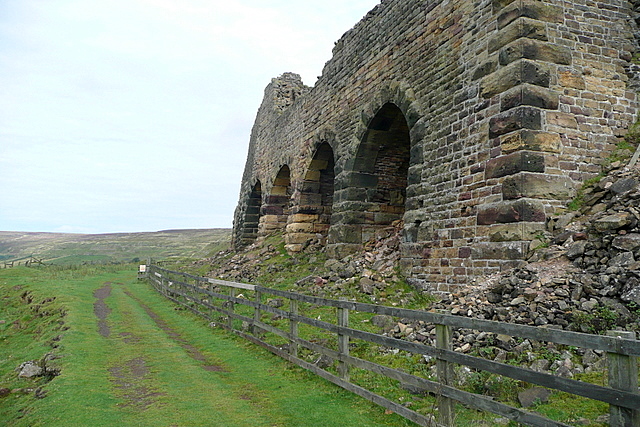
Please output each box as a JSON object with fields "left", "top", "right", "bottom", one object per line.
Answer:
{"left": 227, "top": 288, "right": 236, "bottom": 330}
{"left": 337, "top": 297, "right": 350, "bottom": 381}
{"left": 208, "top": 281, "right": 215, "bottom": 320}
{"left": 436, "top": 313, "right": 454, "bottom": 426}
{"left": 252, "top": 289, "right": 262, "bottom": 335}
{"left": 290, "top": 299, "right": 299, "bottom": 358}
{"left": 606, "top": 330, "right": 639, "bottom": 427}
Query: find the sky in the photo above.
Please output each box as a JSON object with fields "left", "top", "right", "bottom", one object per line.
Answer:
{"left": 0, "top": 0, "right": 380, "bottom": 234}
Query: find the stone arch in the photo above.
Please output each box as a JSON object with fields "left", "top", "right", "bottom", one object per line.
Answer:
{"left": 329, "top": 101, "right": 414, "bottom": 254}
{"left": 238, "top": 180, "right": 263, "bottom": 247}
{"left": 259, "top": 165, "right": 292, "bottom": 235}
{"left": 285, "top": 142, "right": 335, "bottom": 252}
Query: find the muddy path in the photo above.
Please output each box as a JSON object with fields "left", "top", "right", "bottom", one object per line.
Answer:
{"left": 123, "top": 289, "right": 227, "bottom": 372}
{"left": 92, "top": 282, "right": 227, "bottom": 412}
{"left": 81, "top": 277, "right": 395, "bottom": 427}
{"left": 93, "top": 282, "right": 165, "bottom": 411}
{"left": 93, "top": 284, "right": 112, "bottom": 338}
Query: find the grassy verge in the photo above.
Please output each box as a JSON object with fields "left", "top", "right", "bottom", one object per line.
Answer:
{"left": 0, "top": 265, "right": 413, "bottom": 426}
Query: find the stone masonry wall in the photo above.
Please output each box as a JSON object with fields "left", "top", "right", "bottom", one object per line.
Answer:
{"left": 232, "top": 0, "right": 640, "bottom": 292}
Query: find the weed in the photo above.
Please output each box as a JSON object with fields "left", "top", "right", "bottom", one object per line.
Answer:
{"left": 570, "top": 305, "right": 618, "bottom": 334}
{"left": 567, "top": 174, "right": 605, "bottom": 211}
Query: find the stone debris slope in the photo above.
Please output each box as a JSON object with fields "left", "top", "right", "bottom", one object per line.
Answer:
{"left": 198, "top": 161, "right": 640, "bottom": 380}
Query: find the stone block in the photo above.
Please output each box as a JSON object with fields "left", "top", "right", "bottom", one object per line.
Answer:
{"left": 502, "top": 172, "right": 576, "bottom": 200}
{"left": 350, "top": 172, "right": 378, "bottom": 188}
{"left": 558, "top": 69, "right": 585, "bottom": 90}
{"left": 299, "top": 193, "right": 322, "bottom": 206}
{"left": 492, "top": 0, "right": 517, "bottom": 10}
{"left": 481, "top": 60, "right": 551, "bottom": 99}
{"left": 594, "top": 212, "right": 632, "bottom": 231}
{"left": 286, "top": 222, "right": 314, "bottom": 233}
{"left": 328, "top": 224, "right": 362, "bottom": 244}
{"left": 477, "top": 199, "right": 546, "bottom": 225}
{"left": 612, "top": 234, "right": 640, "bottom": 251}
{"left": 313, "top": 223, "right": 330, "bottom": 233}
{"left": 489, "top": 107, "right": 542, "bottom": 138}
{"left": 333, "top": 187, "right": 367, "bottom": 203}
{"left": 546, "top": 111, "right": 578, "bottom": 129}
{"left": 262, "top": 205, "right": 284, "bottom": 215}
{"left": 609, "top": 178, "right": 638, "bottom": 195}
{"left": 273, "top": 176, "right": 290, "bottom": 186}
{"left": 309, "top": 159, "right": 329, "bottom": 170}
{"left": 285, "top": 232, "right": 318, "bottom": 244}
{"left": 518, "top": 387, "right": 552, "bottom": 408}
{"left": 499, "top": 38, "right": 571, "bottom": 66}
{"left": 374, "top": 212, "right": 401, "bottom": 225}
{"left": 500, "top": 84, "right": 559, "bottom": 112}
{"left": 305, "top": 170, "right": 321, "bottom": 181}
{"left": 498, "top": 1, "right": 564, "bottom": 29}
{"left": 326, "top": 243, "right": 361, "bottom": 260}
{"left": 289, "top": 213, "right": 318, "bottom": 223}
{"left": 472, "top": 60, "right": 498, "bottom": 81}
{"left": 471, "top": 241, "right": 529, "bottom": 260}
{"left": 332, "top": 210, "right": 365, "bottom": 225}
{"left": 500, "top": 130, "right": 561, "bottom": 153}
{"left": 284, "top": 243, "right": 304, "bottom": 253}
{"left": 488, "top": 17, "right": 548, "bottom": 53}
{"left": 301, "top": 181, "right": 321, "bottom": 193}
{"left": 489, "top": 222, "right": 545, "bottom": 242}
{"left": 485, "top": 150, "right": 546, "bottom": 178}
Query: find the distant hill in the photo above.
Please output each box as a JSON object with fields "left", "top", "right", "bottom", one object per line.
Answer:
{"left": 0, "top": 229, "right": 231, "bottom": 265}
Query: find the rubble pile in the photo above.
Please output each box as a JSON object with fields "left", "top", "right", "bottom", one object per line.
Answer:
{"left": 196, "top": 161, "right": 640, "bottom": 378}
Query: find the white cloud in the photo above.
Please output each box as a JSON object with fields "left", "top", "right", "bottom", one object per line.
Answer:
{"left": 0, "top": 0, "right": 380, "bottom": 233}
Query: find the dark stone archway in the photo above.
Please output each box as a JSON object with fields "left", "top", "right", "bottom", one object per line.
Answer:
{"left": 238, "top": 181, "right": 262, "bottom": 247}
{"left": 285, "top": 143, "right": 335, "bottom": 252}
{"left": 260, "top": 165, "right": 292, "bottom": 235}
{"left": 330, "top": 103, "right": 411, "bottom": 250}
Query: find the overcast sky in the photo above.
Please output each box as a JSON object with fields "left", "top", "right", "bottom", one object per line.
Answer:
{"left": 0, "top": 0, "right": 380, "bottom": 234}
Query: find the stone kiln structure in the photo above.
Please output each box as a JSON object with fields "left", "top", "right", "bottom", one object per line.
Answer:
{"left": 233, "top": 0, "right": 640, "bottom": 291}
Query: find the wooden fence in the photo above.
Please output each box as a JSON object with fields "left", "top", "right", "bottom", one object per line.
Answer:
{"left": 145, "top": 265, "right": 640, "bottom": 427}
{"left": 2, "top": 256, "right": 45, "bottom": 269}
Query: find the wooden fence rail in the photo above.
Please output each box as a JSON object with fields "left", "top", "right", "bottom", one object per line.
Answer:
{"left": 145, "top": 265, "right": 640, "bottom": 427}
{"left": 2, "top": 256, "right": 46, "bottom": 269}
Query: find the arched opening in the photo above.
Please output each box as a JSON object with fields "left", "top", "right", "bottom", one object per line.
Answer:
{"left": 344, "top": 103, "right": 411, "bottom": 244}
{"left": 285, "top": 143, "right": 335, "bottom": 251}
{"left": 239, "top": 180, "right": 262, "bottom": 246}
{"left": 259, "top": 165, "right": 292, "bottom": 234}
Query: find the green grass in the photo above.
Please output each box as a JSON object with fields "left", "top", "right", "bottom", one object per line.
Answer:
{"left": 0, "top": 265, "right": 413, "bottom": 426}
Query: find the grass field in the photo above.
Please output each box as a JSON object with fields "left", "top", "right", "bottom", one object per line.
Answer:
{"left": 0, "top": 265, "right": 413, "bottom": 426}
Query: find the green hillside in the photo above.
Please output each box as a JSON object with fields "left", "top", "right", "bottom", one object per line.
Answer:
{"left": 0, "top": 229, "right": 231, "bottom": 265}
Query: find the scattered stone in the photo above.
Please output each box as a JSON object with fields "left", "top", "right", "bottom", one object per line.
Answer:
{"left": 518, "top": 387, "right": 552, "bottom": 407}
{"left": 314, "top": 354, "right": 333, "bottom": 369}
{"left": 530, "top": 359, "right": 551, "bottom": 373}
{"left": 609, "top": 178, "right": 638, "bottom": 195}
{"left": 371, "top": 315, "right": 395, "bottom": 331}
{"left": 594, "top": 212, "right": 632, "bottom": 231}
{"left": 18, "top": 361, "right": 43, "bottom": 378}
{"left": 266, "top": 298, "right": 284, "bottom": 308}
